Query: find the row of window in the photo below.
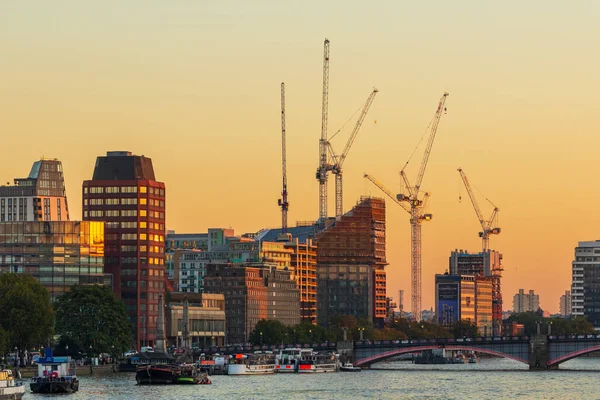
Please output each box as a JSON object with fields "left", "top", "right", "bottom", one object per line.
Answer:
{"left": 84, "top": 198, "right": 165, "bottom": 207}
{"left": 85, "top": 186, "right": 165, "bottom": 196}
{"left": 84, "top": 210, "right": 164, "bottom": 219}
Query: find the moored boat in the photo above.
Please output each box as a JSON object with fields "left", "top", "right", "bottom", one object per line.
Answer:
{"left": 297, "top": 352, "right": 338, "bottom": 373}
{"left": 275, "top": 348, "right": 311, "bottom": 373}
{"left": 228, "top": 353, "right": 275, "bottom": 375}
{"left": 339, "top": 362, "right": 361, "bottom": 372}
{"left": 136, "top": 363, "right": 209, "bottom": 385}
{"left": 0, "top": 369, "right": 25, "bottom": 399}
{"left": 30, "top": 348, "right": 78, "bottom": 394}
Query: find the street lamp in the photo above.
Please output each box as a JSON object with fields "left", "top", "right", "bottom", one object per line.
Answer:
{"left": 66, "top": 344, "right": 69, "bottom": 360}
{"left": 259, "top": 332, "right": 263, "bottom": 346}
{"left": 358, "top": 327, "right": 364, "bottom": 341}
{"left": 14, "top": 347, "right": 18, "bottom": 368}
{"left": 309, "top": 329, "right": 313, "bottom": 344}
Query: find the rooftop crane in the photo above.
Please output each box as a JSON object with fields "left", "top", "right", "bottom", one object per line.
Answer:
{"left": 330, "top": 88, "right": 378, "bottom": 217}
{"left": 396, "top": 92, "right": 449, "bottom": 322}
{"left": 278, "top": 82, "right": 289, "bottom": 234}
{"left": 316, "top": 39, "right": 330, "bottom": 222}
{"left": 457, "top": 168, "right": 500, "bottom": 251}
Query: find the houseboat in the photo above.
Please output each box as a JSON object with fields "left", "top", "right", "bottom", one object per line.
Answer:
{"left": 30, "top": 348, "right": 79, "bottom": 394}
{"left": 228, "top": 353, "right": 276, "bottom": 375}
{"left": 136, "top": 363, "right": 210, "bottom": 385}
{"left": 0, "top": 369, "right": 25, "bottom": 399}
{"left": 297, "top": 351, "right": 339, "bottom": 373}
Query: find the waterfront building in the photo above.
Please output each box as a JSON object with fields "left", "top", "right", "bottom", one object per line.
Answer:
{"left": 165, "top": 292, "right": 226, "bottom": 348}
{"left": 571, "top": 241, "right": 600, "bottom": 327}
{"left": 204, "top": 263, "right": 300, "bottom": 344}
{"left": 449, "top": 249, "right": 503, "bottom": 335}
{"left": 82, "top": 151, "right": 166, "bottom": 349}
{"left": 512, "top": 289, "right": 540, "bottom": 313}
{"left": 0, "top": 221, "right": 109, "bottom": 300}
{"left": 475, "top": 276, "right": 493, "bottom": 335}
{"left": 435, "top": 274, "right": 475, "bottom": 326}
{"left": 165, "top": 229, "right": 234, "bottom": 280}
{"left": 560, "top": 290, "right": 572, "bottom": 317}
{"left": 0, "top": 158, "right": 69, "bottom": 222}
{"left": 502, "top": 321, "right": 525, "bottom": 336}
{"left": 316, "top": 197, "right": 387, "bottom": 327}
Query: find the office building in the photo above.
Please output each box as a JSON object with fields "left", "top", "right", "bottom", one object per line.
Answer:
{"left": 0, "top": 159, "right": 69, "bottom": 222}
{"left": 316, "top": 197, "right": 387, "bottom": 326}
{"left": 0, "top": 221, "right": 109, "bottom": 300}
{"left": 165, "top": 292, "right": 226, "bottom": 348}
{"left": 83, "top": 151, "right": 166, "bottom": 349}
{"left": 512, "top": 289, "right": 540, "bottom": 313}
{"left": 560, "top": 290, "right": 572, "bottom": 317}
{"left": 435, "top": 274, "right": 475, "bottom": 326}
{"left": 449, "top": 249, "right": 503, "bottom": 335}
{"left": 475, "top": 277, "right": 493, "bottom": 335}
{"left": 204, "top": 263, "right": 300, "bottom": 344}
{"left": 571, "top": 241, "right": 600, "bottom": 327}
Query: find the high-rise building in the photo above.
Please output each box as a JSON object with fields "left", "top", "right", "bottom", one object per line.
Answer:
{"left": 82, "top": 151, "right": 166, "bottom": 349}
{"left": 398, "top": 289, "right": 404, "bottom": 315}
{"left": 316, "top": 197, "right": 387, "bottom": 326}
{"left": 560, "top": 290, "right": 572, "bottom": 317}
{"left": 0, "top": 159, "right": 69, "bottom": 222}
{"left": 474, "top": 277, "right": 493, "bottom": 335}
{"left": 512, "top": 289, "right": 540, "bottom": 313}
{"left": 435, "top": 274, "right": 475, "bottom": 326}
{"left": 0, "top": 221, "right": 109, "bottom": 300}
{"left": 571, "top": 241, "right": 600, "bottom": 327}
{"left": 449, "top": 249, "right": 503, "bottom": 335}
{"left": 204, "top": 263, "right": 300, "bottom": 344}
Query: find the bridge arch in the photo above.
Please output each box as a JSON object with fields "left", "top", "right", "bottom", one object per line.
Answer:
{"left": 548, "top": 344, "right": 600, "bottom": 367}
{"left": 354, "top": 345, "right": 529, "bottom": 367}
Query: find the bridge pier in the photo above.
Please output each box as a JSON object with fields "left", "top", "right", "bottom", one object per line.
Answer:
{"left": 337, "top": 340, "right": 355, "bottom": 365}
{"left": 529, "top": 334, "right": 554, "bottom": 370}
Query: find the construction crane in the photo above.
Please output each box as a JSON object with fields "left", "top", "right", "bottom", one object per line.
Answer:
{"left": 396, "top": 92, "right": 449, "bottom": 322}
{"left": 316, "top": 39, "right": 330, "bottom": 222}
{"left": 457, "top": 168, "right": 500, "bottom": 251}
{"left": 329, "top": 88, "right": 378, "bottom": 217}
{"left": 277, "top": 82, "right": 289, "bottom": 233}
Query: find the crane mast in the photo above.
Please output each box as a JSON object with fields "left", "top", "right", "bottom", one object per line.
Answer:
{"left": 396, "top": 92, "right": 448, "bottom": 322}
{"left": 278, "top": 82, "right": 289, "bottom": 233}
{"left": 332, "top": 88, "right": 378, "bottom": 217}
{"left": 317, "top": 39, "right": 330, "bottom": 222}
{"left": 457, "top": 168, "right": 500, "bottom": 251}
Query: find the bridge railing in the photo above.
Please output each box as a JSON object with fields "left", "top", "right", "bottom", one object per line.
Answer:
{"left": 353, "top": 336, "right": 530, "bottom": 347}
{"left": 547, "top": 334, "right": 600, "bottom": 341}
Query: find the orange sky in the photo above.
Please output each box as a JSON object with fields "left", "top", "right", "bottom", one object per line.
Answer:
{"left": 2, "top": 1, "right": 600, "bottom": 313}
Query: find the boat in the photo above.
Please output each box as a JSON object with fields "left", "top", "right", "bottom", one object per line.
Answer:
{"left": 275, "top": 348, "right": 310, "bottom": 373}
{"left": 136, "top": 363, "right": 210, "bottom": 385}
{"left": 413, "top": 350, "right": 449, "bottom": 365}
{"left": 228, "top": 353, "right": 275, "bottom": 375}
{"left": 135, "top": 363, "right": 210, "bottom": 385}
{"left": 339, "top": 362, "right": 361, "bottom": 372}
{"left": 119, "top": 351, "right": 173, "bottom": 372}
{"left": 0, "top": 369, "right": 25, "bottom": 399}
{"left": 297, "top": 351, "right": 339, "bottom": 373}
{"left": 30, "top": 348, "right": 78, "bottom": 394}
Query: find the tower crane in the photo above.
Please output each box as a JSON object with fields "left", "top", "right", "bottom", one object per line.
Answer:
{"left": 396, "top": 92, "right": 449, "bottom": 322}
{"left": 457, "top": 168, "right": 500, "bottom": 251}
{"left": 330, "top": 88, "right": 378, "bottom": 217}
{"left": 278, "top": 82, "right": 289, "bottom": 233}
{"left": 316, "top": 39, "right": 330, "bottom": 222}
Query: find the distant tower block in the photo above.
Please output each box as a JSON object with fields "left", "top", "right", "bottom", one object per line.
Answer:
{"left": 399, "top": 289, "right": 404, "bottom": 315}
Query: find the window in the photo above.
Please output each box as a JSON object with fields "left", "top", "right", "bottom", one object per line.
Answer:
{"left": 140, "top": 221, "right": 147, "bottom": 228}
{"left": 140, "top": 198, "right": 147, "bottom": 205}
{"left": 140, "top": 210, "right": 147, "bottom": 217}
{"left": 140, "top": 233, "right": 147, "bottom": 241}
{"left": 139, "top": 186, "right": 147, "bottom": 194}
{"left": 90, "top": 187, "right": 104, "bottom": 194}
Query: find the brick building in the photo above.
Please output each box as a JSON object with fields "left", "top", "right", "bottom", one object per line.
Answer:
{"left": 83, "top": 151, "right": 166, "bottom": 349}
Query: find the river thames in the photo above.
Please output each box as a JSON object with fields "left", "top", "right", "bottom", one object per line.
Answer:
{"left": 26, "top": 358, "right": 600, "bottom": 399}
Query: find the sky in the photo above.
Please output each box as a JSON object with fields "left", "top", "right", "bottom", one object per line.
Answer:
{"left": 1, "top": 1, "right": 600, "bottom": 313}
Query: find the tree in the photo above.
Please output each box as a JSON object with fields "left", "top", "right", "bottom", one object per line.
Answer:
{"left": 451, "top": 320, "right": 478, "bottom": 338}
{"left": 249, "top": 320, "right": 288, "bottom": 345}
{"left": 290, "top": 322, "right": 332, "bottom": 344}
{"left": 54, "top": 285, "right": 132, "bottom": 357}
{"left": 0, "top": 274, "right": 54, "bottom": 363}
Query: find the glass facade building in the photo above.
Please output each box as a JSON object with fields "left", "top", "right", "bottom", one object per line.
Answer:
{"left": 0, "top": 221, "right": 108, "bottom": 300}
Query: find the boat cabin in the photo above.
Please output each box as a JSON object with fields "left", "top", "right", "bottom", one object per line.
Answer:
{"left": 35, "top": 349, "right": 74, "bottom": 378}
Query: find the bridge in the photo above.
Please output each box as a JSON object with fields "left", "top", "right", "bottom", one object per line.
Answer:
{"left": 198, "top": 333, "right": 600, "bottom": 370}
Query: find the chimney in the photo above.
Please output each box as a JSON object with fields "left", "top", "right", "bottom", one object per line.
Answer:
{"left": 155, "top": 294, "right": 166, "bottom": 353}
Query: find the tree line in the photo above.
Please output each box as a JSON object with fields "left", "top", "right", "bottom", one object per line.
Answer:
{"left": 0, "top": 273, "right": 132, "bottom": 365}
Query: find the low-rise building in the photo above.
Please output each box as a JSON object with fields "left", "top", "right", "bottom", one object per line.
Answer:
{"left": 165, "top": 292, "right": 226, "bottom": 348}
{"left": 512, "top": 289, "right": 540, "bottom": 313}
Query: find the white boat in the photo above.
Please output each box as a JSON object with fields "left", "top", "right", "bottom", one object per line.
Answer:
{"left": 228, "top": 353, "right": 275, "bottom": 375}
{"left": 0, "top": 369, "right": 25, "bottom": 399}
{"left": 297, "top": 352, "right": 338, "bottom": 373}
{"left": 275, "top": 348, "right": 312, "bottom": 373}
{"left": 339, "top": 362, "right": 361, "bottom": 372}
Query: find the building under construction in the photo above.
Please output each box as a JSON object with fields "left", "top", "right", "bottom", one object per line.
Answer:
{"left": 449, "top": 249, "right": 503, "bottom": 335}
{"left": 316, "top": 196, "right": 387, "bottom": 327}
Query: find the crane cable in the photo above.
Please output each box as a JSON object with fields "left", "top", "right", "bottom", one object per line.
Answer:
{"left": 400, "top": 114, "right": 435, "bottom": 173}
{"left": 328, "top": 96, "right": 371, "bottom": 142}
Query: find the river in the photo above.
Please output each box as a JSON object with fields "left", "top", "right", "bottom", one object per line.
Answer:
{"left": 26, "top": 358, "right": 600, "bottom": 399}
